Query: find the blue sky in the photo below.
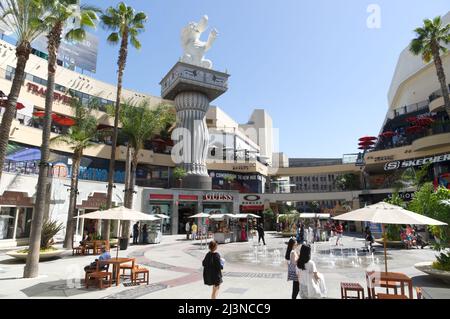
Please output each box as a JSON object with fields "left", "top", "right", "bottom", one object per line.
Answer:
{"left": 84, "top": 0, "right": 450, "bottom": 158}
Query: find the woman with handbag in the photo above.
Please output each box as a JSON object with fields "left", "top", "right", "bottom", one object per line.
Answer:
{"left": 296, "top": 244, "right": 327, "bottom": 298}
{"left": 202, "top": 240, "right": 224, "bottom": 299}
{"left": 285, "top": 238, "right": 299, "bottom": 299}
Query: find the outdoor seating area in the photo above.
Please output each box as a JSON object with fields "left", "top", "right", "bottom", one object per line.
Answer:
{"left": 83, "top": 256, "right": 150, "bottom": 289}
{"left": 73, "top": 240, "right": 110, "bottom": 256}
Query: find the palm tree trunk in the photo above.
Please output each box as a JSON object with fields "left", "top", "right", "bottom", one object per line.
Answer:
{"left": 432, "top": 42, "right": 450, "bottom": 117}
{"left": 24, "top": 23, "right": 62, "bottom": 278}
{"left": 63, "top": 149, "right": 82, "bottom": 249}
{"left": 122, "top": 149, "right": 137, "bottom": 239}
{"left": 123, "top": 143, "right": 131, "bottom": 206}
{"left": 104, "top": 29, "right": 129, "bottom": 240}
{"left": 0, "top": 41, "right": 32, "bottom": 183}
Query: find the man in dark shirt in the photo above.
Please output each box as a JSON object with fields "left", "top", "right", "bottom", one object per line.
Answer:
{"left": 133, "top": 222, "right": 140, "bottom": 245}
{"left": 257, "top": 224, "right": 266, "bottom": 246}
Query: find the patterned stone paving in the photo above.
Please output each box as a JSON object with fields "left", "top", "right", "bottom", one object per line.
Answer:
{"left": 222, "top": 272, "right": 283, "bottom": 279}
{"left": 102, "top": 283, "right": 168, "bottom": 299}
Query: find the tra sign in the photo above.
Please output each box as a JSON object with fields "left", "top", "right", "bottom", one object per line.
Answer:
{"left": 27, "top": 83, "right": 72, "bottom": 105}
{"left": 384, "top": 153, "right": 450, "bottom": 171}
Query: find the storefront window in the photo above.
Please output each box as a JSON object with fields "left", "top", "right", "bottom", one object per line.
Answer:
{"left": 149, "top": 202, "right": 172, "bottom": 234}
{"left": 15, "top": 208, "right": 32, "bottom": 238}
{"left": 0, "top": 207, "right": 16, "bottom": 239}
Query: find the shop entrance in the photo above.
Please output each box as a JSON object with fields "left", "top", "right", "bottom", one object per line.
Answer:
{"left": 179, "top": 202, "right": 198, "bottom": 234}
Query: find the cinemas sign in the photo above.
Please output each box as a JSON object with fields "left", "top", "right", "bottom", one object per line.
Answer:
{"left": 384, "top": 153, "right": 450, "bottom": 171}
{"left": 26, "top": 82, "right": 73, "bottom": 105}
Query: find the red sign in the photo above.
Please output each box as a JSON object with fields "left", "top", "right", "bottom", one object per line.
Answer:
{"left": 179, "top": 195, "right": 198, "bottom": 201}
{"left": 26, "top": 82, "right": 73, "bottom": 105}
{"left": 203, "top": 193, "right": 233, "bottom": 201}
{"left": 149, "top": 194, "right": 174, "bottom": 200}
{"left": 241, "top": 205, "right": 264, "bottom": 212}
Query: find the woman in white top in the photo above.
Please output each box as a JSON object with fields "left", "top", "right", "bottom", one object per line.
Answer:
{"left": 296, "top": 244, "right": 321, "bottom": 299}
{"left": 285, "top": 238, "right": 299, "bottom": 299}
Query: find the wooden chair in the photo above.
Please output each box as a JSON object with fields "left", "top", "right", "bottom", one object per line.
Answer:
{"left": 366, "top": 271, "right": 399, "bottom": 299}
{"left": 119, "top": 258, "right": 135, "bottom": 281}
{"left": 86, "top": 261, "right": 112, "bottom": 289}
{"left": 132, "top": 266, "right": 149, "bottom": 285}
{"left": 341, "top": 282, "right": 365, "bottom": 299}
{"left": 72, "top": 245, "right": 84, "bottom": 256}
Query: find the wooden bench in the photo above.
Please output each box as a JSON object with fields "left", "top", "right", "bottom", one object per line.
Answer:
{"left": 132, "top": 266, "right": 149, "bottom": 285}
{"left": 72, "top": 245, "right": 85, "bottom": 256}
{"left": 341, "top": 282, "right": 365, "bottom": 299}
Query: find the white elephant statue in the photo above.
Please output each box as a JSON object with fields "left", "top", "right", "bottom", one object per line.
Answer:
{"left": 180, "top": 15, "right": 218, "bottom": 69}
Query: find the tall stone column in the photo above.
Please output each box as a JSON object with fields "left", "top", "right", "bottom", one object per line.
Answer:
{"left": 175, "top": 91, "right": 210, "bottom": 188}
{"left": 161, "top": 62, "right": 229, "bottom": 190}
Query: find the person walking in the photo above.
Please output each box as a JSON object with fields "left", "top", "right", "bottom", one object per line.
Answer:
{"left": 142, "top": 224, "right": 148, "bottom": 244}
{"left": 132, "top": 222, "right": 140, "bottom": 245}
{"left": 296, "top": 244, "right": 326, "bottom": 299}
{"left": 298, "top": 223, "right": 305, "bottom": 244}
{"left": 335, "top": 222, "right": 343, "bottom": 246}
{"left": 185, "top": 220, "right": 191, "bottom": 240}
{"left": 191, "top": 222, "right": 198, "bottom": 240}
{"left": 257, "top": 223, "right": 266, "bottom": 245}
{"left": 285, "top": 238, "right": 299, "bottom": 299}
{"left": 202, "top": 240, "right": 224, "bottom": 299}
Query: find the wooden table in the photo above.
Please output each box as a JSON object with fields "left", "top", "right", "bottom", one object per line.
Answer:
{"left": 102, "top": 258, "right": 135, "bottom": 286}
{"left": 367, "top": 271, "right": 414, "bottom": 299}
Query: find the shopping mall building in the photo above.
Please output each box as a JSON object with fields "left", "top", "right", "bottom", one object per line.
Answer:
{"left": 0, "top": 11, "right": 449, "bottom": 247}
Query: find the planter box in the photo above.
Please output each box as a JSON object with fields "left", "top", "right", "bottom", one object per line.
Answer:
{"left": 6, "top": 249, "right": 65, "bottom": 261}
{"left": 415, "top": 261, "right": 450, "bottom": 285}
{"left": 375, "top": 239, "right": 405, "bottom": 248}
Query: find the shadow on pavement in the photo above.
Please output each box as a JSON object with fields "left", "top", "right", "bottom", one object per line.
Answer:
{"left": 21, "top": 280, "right": 93, "bottom": 297}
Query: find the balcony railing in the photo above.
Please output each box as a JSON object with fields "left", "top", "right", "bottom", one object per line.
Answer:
{"left": 372, "top": 119, "right": 450, "bottom": 151}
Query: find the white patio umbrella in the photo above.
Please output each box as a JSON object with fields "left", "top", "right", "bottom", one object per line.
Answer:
{"left": 154, "top": 214, "right": 170, "bottom": 219}
{"left": 333, "top": 202, "right": 447, "bottom": 273}
{"left": 299, "top": 213, "right": 330, "bottom": 219}
{"left": 188, "top": 213, "right": 211, "bottom": 218}
{"left": 75, "top": 206, "right": 160, "bottom": 257}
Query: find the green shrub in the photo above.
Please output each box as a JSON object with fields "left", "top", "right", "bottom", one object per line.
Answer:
{"left": 432, "top": 252, "right": 450, "bottom": 271}
{"left": 41, "top": 219, "right": 64, "bottom": 249}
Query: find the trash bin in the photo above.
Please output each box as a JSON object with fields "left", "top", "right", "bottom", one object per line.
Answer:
{"left": 119, "top": 237, "right": 129, "bottom": 250}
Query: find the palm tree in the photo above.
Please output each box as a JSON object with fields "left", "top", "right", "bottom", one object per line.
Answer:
{"left": 410, "top": 16, "right": 450, "bottom": 117}
{"left": 115, "top": 101, "right": 174, "bottom": 240}
{"left": 24, "top": 0, "right": 98, "bottom": 278}
{"left": 100, "top": 2, "right": 147, "bottom": 240}
{"left": 50, "top": 98, "right": 108, "bottom": 250}
{"left": 0, "top": 0, "right": 46, "bottom": 183}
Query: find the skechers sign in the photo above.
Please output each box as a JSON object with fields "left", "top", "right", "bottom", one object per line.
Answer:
{"left": 384, "top": 153, "right": 450, "bottom": 171}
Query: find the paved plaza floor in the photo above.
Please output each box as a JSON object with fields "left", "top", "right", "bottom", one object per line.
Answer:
{"left": 0, "top": 233, "right": 449, "bottom": 299}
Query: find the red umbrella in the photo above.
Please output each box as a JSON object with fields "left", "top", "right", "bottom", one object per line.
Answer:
{"left": 406, "top": 126, "right": 424, "bottom": 134}
{"left": 359, "top": 136, "right": 377, "bottom": 141}
{"left": 54, "top": 115, "right": 75, "bottom": 126}
{"left": 405, "top": 116, "right": 417, "bottom": 123}
{"left": 359, "top": 140, "right": 375, "bottom": 146}
{"left": 32, "top": 111, "right": 45, "bottom": 117}
{"left": 416, "top": 117, "right": 434, "bottom": 127}
{"left": 380, "top": 131, "right": 395, "bottom": 138}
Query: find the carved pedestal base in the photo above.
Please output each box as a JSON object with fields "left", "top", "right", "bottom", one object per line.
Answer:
{"left": 182, "top": 174, "right": 212, "bottom": 190}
